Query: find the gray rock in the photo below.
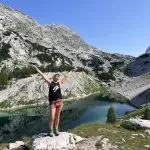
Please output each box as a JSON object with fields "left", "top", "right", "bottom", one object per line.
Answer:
{"left": 32, "top": 132, "right": 83, "bottom": 150}
{"left": 131, "top": 133, "right": 145, "bottom": 138}
{"left": 144, "top": 145, "right": 150, "bottom": 148}
{"left": 129, "top": 118, "right": 150, "bottom": 128}
{"left": 144, "top": 129, "right": 150, "bottom": 135}
{"left": 9, "top": 141, "right": 25, "bottom": 149}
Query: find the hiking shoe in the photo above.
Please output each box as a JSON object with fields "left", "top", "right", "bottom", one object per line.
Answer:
{"left": 49, "top": 128, "right": 54, "bottom": 137}
{"left": 54, "top": 128, "right": 59, "bottom": 136}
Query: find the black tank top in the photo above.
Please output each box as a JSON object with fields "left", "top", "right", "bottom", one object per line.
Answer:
{"left": 48, "top": 81, "right": 62, "bottom": 102}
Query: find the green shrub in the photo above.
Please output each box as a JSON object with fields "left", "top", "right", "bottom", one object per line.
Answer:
{"left": 107, "top": 106, "right": 117, "bottom": 123}
{"left": 96, "top": 72, "right": 116, "bottom": 82}
{"left": 144, "top": 107, "right": 150, "bottom": 120}
{"left": 120, "top": 121, "right": 143, "bottom": 131}
{"left": 0, "top": 43, "right": 11, "bottom": 62}
{"left": 13, "top": 67, "right": 36, "bottom": 78}
{"left": 0, "top": 68, "right": 10, "bottom": 90}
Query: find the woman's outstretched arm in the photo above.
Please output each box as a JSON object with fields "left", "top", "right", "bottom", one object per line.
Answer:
{"left": 59, "top": 68, "right": 78, "bottom": 85}
{"left": 32, "top": 65, "right": 51, "bottom": 83}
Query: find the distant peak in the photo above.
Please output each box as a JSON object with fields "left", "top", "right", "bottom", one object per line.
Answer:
{"left": 146, "top": 46, "right": 150, "bottom": 53}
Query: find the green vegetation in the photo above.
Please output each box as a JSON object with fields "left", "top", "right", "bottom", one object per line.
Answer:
{"left": 122, "top": 105, "right": 150, "bottom": 119}
{"left": 144, "top": 106, "right": 150, "bottom": 120}
{"left": 100, "top": 91, "right": 128, "bottom": 103}
{"left": 12, "top": 66, "right": 37, "bottom": 78}
{"left": 71, "top": 123, "right": 150, "bottom": 150}
{"left": 0, "top": 68, "right": 12, "bottom": 90}
{"left": 0, "top": 144, "right": 7, "bottom": 150}
{"left": 96, "top": 72, "right": 116, "bottom": 82}
{"left": 107, "top": 106, "right": 117, "bottom": 123}
{"left": 0, "top": 64, "right": 75, "bottom": 89}
{"left": 120, "top": 121, "right": 143, "bottom": 131}
{"left": 21, "top": 135, "right": 33, "bottom": 149}
{"left": 0, "top": 100, "right": 12, "bottom": 108}
{"left": 0, "top": 43, "right": 11, "bottom": 62}
{"left": 84, "top": 81, "right": 106, "bottom": 95}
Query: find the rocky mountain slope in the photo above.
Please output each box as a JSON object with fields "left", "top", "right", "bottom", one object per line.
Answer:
{"left": 146, "top": 46, "right": 150, "bottom": 53}
{"left": 0, "top": 3, "right": 149, "bottom": 108}
{"left": 110, "top": 53, "right": 150, "bottom": 107}
{"left": 0, "top": 3, "right": 133, "bottom": 72}
{"left": 0, "top": 72, "right": 103, "bottom": 109}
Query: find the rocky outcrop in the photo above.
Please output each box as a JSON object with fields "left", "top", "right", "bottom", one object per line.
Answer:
{"left": 32, "top": 132, "right": 83, "bottom": 150}
{"left": 126, "top": 53, "right": 150, "bottom": 77}
{"left": 110, "top": 72, "right": 150, "bottom": 107}
{"left": 146, "top": 46, "right": 150, "bottom": 53}
{"left": 129, "top": 118, "right": 150, "bottom": 128}
{"left": 8, "top": 132, "right": 118, "bottom": 150}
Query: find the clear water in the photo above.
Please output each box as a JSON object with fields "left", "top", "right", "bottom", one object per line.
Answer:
{"left": 0, "top": 94, "right": 136, "bottom": 142}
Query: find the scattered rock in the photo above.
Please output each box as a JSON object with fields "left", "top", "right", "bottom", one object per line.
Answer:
{"left": 144, "top": 129, "right": 150, "bottom": 135}
{"left": 131, "top": 133, "right": 145, "bottom": 138}
{"left": 9, "top": 141, "right": 25, "bottom": 150}
{"left": 129, "top": 118, "right": 150, "bottom": 128}
{"left": 122, "top": 138, "right": 125, "bottom": 142}
{"left": 95, "top": 138, "right": 118, "bottom": 150}
{"left": 144, "top": 145, "right": 150, "bottom": 148}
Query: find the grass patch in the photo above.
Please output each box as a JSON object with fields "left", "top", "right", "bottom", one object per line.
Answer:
{"left": 0, "top": 100, "right": 12, "bottom": 109}
{"left": 0, "top": 143, "right": 8, "bottom": 150}
{"left": 70, "top": 123, "right": 150, "bottom": 150}
{"left": 21, "top": 135, "right": 33, "bottom": 149}
{"left": 122, "top": 105, "right": 150, "bottom": 119}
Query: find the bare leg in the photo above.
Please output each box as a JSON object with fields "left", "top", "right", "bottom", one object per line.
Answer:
{"left": 54, "top": 104, "right": 63, "bottom": 130}
{"left": 49, "top": 106, "right": 56, "bottom": 129}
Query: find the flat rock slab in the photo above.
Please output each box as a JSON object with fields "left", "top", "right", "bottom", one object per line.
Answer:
{"left": 32, "top": 132, "right": 83, "bottom": 150}
{"left": 129, "top": 118, "right": 150, "bottom": 128}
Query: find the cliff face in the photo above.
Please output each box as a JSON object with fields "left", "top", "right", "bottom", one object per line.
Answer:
{"left": 0, "top": 3, "right": 133, "bottom": 72}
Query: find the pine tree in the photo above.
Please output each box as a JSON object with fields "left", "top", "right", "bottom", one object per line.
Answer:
{"left": 0, "top": 68, "right": 9, "bottom": 89}
{"left": 144, "top": 107, "right": 150, "bottom": 120}
{"left": 107, "top": 106, "right": 117, "bottom": 123}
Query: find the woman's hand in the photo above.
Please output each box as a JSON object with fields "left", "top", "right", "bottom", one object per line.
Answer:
{"left": 29, "top": 62, "right": 37, "bottom": 68}
{"left": 31, "top": 64, "right": 37, "bottom": 69}
{"left": 72, "top": 68, "right": 79, "bottom": 72}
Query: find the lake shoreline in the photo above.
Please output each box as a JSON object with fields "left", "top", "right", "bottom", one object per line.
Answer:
{"left": 0, "top": 91, "right": 102, "bottom": 112}
{"left": 0, "top": 90, "right": 130, "bottom": 112}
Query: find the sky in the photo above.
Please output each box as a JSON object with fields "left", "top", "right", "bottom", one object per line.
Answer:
{"left": 0, "top": 0, "right": 150, "bottom": 57}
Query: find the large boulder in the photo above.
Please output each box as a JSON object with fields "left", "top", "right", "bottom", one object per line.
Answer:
{"left": 32, "top": 132, "right": 83, "bottom": 150}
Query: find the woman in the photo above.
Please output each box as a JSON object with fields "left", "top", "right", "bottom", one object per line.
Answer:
{"left": 32, "top": 65, "right": 76, "bottom": 136}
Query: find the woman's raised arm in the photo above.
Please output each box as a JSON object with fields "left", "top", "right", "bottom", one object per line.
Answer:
{"left": 58, "top": 68, "right": 78, "bottom": 85}
{"left": 32, "top": 65, "right": 51, "bottom": 83}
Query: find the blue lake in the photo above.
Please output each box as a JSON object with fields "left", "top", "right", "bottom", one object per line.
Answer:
{"left": 0, "top": 94, "right": 136, "bottom": 142}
